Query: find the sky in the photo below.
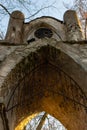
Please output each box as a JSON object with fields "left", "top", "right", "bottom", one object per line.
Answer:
{"left": 24, "top": 0, "right": 74, "bottom": 21}
{"left": 0, "top": 0, "right": 74, "bottom": 36}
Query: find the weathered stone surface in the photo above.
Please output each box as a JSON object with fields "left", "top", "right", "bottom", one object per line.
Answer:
{"left": 0, "top": 39, "right": 87, "bottom": 130}
{"left": 0, "top": 10, "right": 87, "bottom": 130}
{"left": 5, "top": 11, "right": 24, "bottom": 44}
{"left": 23, "top": 17, "right": 66, "bottom": 43}
{"left": 64, "top": 10, "right": 84, "bottom": 41}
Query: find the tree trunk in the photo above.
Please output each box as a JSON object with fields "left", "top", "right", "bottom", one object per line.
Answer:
{"left": 36, "top": 112, "right": 48, "bottom": 130}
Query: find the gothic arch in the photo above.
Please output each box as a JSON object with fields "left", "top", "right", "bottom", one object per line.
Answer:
{"left": 0, "top": 39, "right": 87, "bottom": 130}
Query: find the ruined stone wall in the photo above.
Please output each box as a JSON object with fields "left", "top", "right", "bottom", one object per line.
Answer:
{"left": 0, "top": 10, "right": 87, "bottom": 130}
{"left": 5, "top": 10, "right": 84, "bottom": 45}
{"left": 64, "top": 10, "right": 84, "bottom": 41}
{"left": 0, "top": 39, "right": 87, "bottom": 130}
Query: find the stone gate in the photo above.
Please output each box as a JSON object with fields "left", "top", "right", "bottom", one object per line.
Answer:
{"left": 0, "top": 10, "right": 87, "bottom": 130}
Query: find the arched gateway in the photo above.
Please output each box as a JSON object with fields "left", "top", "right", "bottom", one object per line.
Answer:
{"left": 0, "top": 10, "right": 87, "bottom": 130}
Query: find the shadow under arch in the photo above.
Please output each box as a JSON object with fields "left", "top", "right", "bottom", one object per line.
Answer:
{"left": 1, "top": 41, "right": 87, "bottom": 130}
{"left": 11, "top": 63, "right": 86, "bottom": 130}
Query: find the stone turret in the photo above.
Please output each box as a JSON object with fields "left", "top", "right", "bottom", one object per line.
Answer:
{"left": 5, "top": 11, "right": 24, "bottom": 44}
{"left": 64, "top": 10, "right": 84, "bottom": 41}
{"left": 5, "top": 10, "right": 84, "bottom": 44}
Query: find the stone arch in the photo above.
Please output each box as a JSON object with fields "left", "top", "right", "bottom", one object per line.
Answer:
{"left": 14, "top": 63, "right": 86, "bottom": 130}
{"left": 23, "top": 17, "right": 66, "bottom": 43}
{"left": 0, "top": 39, "right": 87, "bottom": 130}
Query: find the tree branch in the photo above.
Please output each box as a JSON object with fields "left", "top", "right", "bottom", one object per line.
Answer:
{"left": 0, "top": 4, "right": 11, "bottom": 16}
{"left": 25, "top": 4, "right": 57, "bottom": 19}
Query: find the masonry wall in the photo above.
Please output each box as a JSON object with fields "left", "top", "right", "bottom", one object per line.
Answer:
{"left": 0, "top": 10, "right": 87, "bottom": 130}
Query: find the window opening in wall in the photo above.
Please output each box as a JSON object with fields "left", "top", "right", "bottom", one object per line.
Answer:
{"left": 34, "top": 28, "right": 53, "bottom": 39}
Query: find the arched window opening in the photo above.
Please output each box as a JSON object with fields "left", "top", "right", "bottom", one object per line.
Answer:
{"left": 15, "top": 112, "right": 67, "bottom": 130}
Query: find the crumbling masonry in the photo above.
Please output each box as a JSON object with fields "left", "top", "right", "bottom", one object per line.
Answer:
{"left": 0, "top": 10, "right": 87, "bottom": 130}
